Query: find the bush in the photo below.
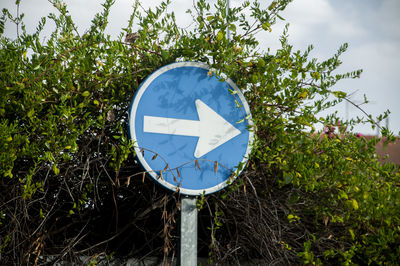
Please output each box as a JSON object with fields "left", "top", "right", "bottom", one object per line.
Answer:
{"left": 1, "top": 0, "right": 399, "bottom": 264}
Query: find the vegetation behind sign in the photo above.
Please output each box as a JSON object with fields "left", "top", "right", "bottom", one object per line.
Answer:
{"left": 0, "top": 0, "right": 399, "bottom": 264}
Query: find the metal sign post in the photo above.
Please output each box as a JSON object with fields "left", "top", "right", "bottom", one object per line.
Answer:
{"left": 180, "top": 197, "right": 197, "bottom": 266}
{"left": 226, "top": 0, "right": 230, "bottom": 40}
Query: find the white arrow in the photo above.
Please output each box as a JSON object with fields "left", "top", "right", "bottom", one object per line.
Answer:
{"left": 143, "top": 99, "right": 241, "bottom": 158}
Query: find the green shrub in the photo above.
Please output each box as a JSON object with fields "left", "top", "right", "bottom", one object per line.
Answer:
{"left": 0, "top": 0, "right": 398, "bottom": 264}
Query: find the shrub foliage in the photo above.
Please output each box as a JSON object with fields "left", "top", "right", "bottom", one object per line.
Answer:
{"left": 1, "top": 0, "right": 399, "bottom": 265}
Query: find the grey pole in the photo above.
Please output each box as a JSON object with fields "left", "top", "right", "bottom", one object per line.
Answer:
{"left": 226, "top": 0, "right": 230, "bottom": 40}
{"left": 180, "top": 2, "right": 229, "bottom": 265}
{"left": 386, "top": 117, "right": 389, "bottom": 131}
{"left": 180, "top": 197, "right": 198, "bottom": 266}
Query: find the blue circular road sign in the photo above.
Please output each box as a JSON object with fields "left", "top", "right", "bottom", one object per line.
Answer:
{"left": 129, "top": 62, "right": 253, "bottom": 195}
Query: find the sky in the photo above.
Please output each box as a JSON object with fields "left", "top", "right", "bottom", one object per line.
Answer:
{"left": 2, "top": 0, "right": 400, "bottom": 135}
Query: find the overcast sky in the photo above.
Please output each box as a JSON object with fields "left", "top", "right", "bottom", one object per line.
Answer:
{"left": 2, "top": 0, "right": 399, "bottom": 135}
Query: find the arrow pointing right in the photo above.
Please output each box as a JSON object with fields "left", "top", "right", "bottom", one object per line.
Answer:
{"left": 143, "top": 99, "right": 241, "bottom": 158}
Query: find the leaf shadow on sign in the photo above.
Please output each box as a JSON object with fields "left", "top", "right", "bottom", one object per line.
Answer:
{"left": 166, "top": 142, "right": 190, "bottom": 157}
{"left": 151, "top": 67, "right": 232, "bottom": 119}
{"left": 136, "top": 65, "right": 250, "bottom": 192}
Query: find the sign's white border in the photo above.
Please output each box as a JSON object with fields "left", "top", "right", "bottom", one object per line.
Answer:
{"left": 128, "top": 61, "right": 254, "bottom": 196}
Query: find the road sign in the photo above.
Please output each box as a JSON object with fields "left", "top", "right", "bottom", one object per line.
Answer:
{"left": 129, "top": 61, "right": 253, "bottom": 195}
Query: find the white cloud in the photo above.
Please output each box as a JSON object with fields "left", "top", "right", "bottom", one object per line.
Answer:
{"left": 276, "top": 0, "right": 367, "bottom": 46}
{"left": 375, "top": 0, "right": 400, "bottom": 38}
{"left": 287, "top": 0, "right": 335, "bottom": 25}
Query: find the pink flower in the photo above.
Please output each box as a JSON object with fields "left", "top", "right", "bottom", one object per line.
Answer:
{"left": 323, "top": 125, "right": 336, "bottom": 139}
{"left": 323, "top": 125, "right": 335, "bottom": 134}
{"left": 356, "top": 133, "right": 363, "bottom": 138}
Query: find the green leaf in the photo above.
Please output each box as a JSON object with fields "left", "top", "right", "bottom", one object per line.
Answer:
{"left": 284, "top": 173, "right": 292, "bottom": 184}
{"left": 251, "top": 74, "right": 258, "bottom": 83}
{"left": 339, "top": 190, "right": 348, "bottom": 199}
{"left": 351, "top": 199, "right": 359, "bottom": 210}
{"left": 349, "top": 229, "right": 355, "bottom": 240}
{"left": 228, "top": 88, "right": 237, "bottom": 94}
{"left": 299, "top": 91, "right": 308, "bottom": 99}
{"left": 82, "top": 91, "right": 90, "bottom": 97}
{"left": 276, "top": 14, "right": 285, "bottom": 20}
{"left": 217, "top": 30, "right": 224, "bottom": 41}
{"left": 236, "top": 118, "right": 244, "bottom": 124}
{"left": 268, "top": 1, "right": 277, "bottom": 10}
{"left": 27, "top": 109, "right": 35, "bottom": 118}
{"left": 39, "top": 209, "right": 45, "bottom": 219}
{"left": 262, "top": 22, "right": 271, "bottom": 31}
{"left": 332, "top": 91, "right": 347, "bottom": 98}
{"left": 52, "top": 164, "right": 60, "bottom": 175}
{"left": 257, "top": 58, "right": 265, "bottom": 68}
